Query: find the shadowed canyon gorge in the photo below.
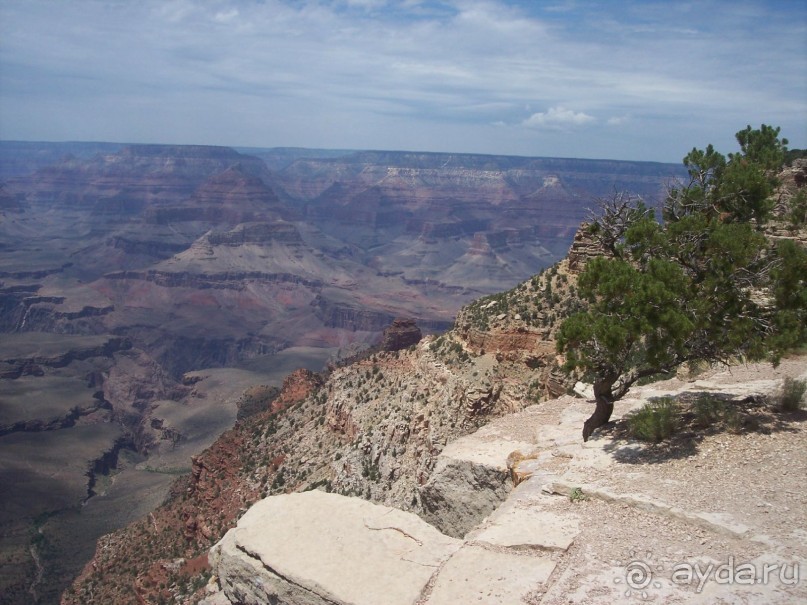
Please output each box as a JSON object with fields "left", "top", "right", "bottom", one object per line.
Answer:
{"left": 0, "top": 141, "right": 686, "bottom": 603}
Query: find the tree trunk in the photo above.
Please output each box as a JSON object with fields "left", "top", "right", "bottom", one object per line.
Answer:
{"left": 582, "top": 379, "right": 615, "bottom": 442}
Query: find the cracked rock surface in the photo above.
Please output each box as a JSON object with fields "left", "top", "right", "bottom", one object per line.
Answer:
{"left": 209, "top": 491, "right": 461, "bottom": 605}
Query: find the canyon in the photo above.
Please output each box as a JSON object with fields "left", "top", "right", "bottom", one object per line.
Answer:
{"left": 0, "top": 141, "right": 685, "bottom": 603}
{"left": 59, "top": 201, "right": 807, "bottom": 604}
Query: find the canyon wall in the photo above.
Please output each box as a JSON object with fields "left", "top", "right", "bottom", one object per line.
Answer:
{"left": 0, "top": 141, "right": 683, "bottom": 603}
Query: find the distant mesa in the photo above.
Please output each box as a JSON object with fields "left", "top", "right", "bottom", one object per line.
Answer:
{"left": 117, "top": 143, "right": 244, "bottom": 159}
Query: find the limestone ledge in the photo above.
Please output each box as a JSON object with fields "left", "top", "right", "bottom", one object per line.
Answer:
{"left": 204, "top": 358, "right": 807, "bottom": 605}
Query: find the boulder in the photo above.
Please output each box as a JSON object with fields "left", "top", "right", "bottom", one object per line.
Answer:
{"left": 209, "top": 491, "right": 461, "bottom": 605}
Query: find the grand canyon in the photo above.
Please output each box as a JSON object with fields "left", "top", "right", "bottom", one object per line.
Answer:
{"left": 0, "top": 141, "right": 688, "bottom": 602}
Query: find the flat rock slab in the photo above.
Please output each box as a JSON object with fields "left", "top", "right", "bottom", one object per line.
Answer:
{"left": 470, "top": 502, "right": 579, "bottom": 551}
{"left": 464, "top": 477, "right": 580, "bottom": 552}
{"left": 425, "top": 544, "right": 556, "bottom": 605}
{"left": 437, "top": 432, "right": 534, "bottom": 472}
{"left": 197, "top": 591, "right": 232, "bottom": 605}
{"left": 210, "top": 491, "right": 461, "bottom": 605}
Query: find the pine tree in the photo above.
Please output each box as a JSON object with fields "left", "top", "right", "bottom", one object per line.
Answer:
{"left": 557, "top": 125, "right": 807, "bottom": 441}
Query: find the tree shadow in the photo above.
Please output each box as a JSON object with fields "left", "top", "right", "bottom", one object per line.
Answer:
{"left": 599, "top": 391, "right": 807, "bottom": 465}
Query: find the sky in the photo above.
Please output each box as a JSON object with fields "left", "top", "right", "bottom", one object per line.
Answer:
{"left": 0, "top": 0, "right": 805, "bottom": 163}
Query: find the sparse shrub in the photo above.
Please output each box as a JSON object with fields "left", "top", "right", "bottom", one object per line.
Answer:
{"left": 779, "top": 377, "right": 807, "bottom": 411}
{"left": 568, "top": 487, "right": 588, "bottom": 502}
{"left": 362, "top": 460, "right": 380, "bottom": 481}
{"left": 692, "top": 395, "right": 726, "bottom": 429}
{"left": 627, "top": 398, "right": 679, "bottom": 442}
{"left": 723, "top": 405, "right": 745, "bottom": 433}
{"left": 689, "top": 394, "right": 756, "bottom": 432}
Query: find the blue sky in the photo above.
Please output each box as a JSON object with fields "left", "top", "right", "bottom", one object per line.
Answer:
{"left": 0, "top": 0, "right": 805, "bottom": 162}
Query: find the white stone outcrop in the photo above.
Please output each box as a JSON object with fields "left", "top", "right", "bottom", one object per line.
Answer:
{"left": 208, "top": 358, "right": 807, "bottom": 604}
{"left": 209, "top": 491, "right": 461, "bottom": 605}
{"left": 209, "top": 487, "right": 563, "bottom": 605}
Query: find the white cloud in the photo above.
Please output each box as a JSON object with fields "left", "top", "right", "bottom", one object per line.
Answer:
{"left": 214, "top": 9, "right": 239, "bottom": 23}
{"left": 523, "top": 106, "right": 595, "bottom": 128}
{"left": 153, "top": 0, "right": 198, "bottom": 23}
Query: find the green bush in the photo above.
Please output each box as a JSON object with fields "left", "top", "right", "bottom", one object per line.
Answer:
{"left": 568, "top": 487, "right": 588, "bottom": 503}
{"left": 787, "top": 189, "right": 807, "bottom": 229}
{"left": 627, "top": 398, "right": 679, "bottom": 442}
{"left": 779, "top": 377, "right": 807, "bottom": 411}
{"left": 692, "top": 395, "right": 726, "bottom": 429}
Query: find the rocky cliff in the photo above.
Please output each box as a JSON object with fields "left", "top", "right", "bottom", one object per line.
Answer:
{"left": 379, "top": 318, "right": 422, "bottom": 352}
{"left": 14, "top": 144, "right": 270, "bottom": 213}
{"left": 204, "top": 356, "right": 807, "bottom": 605}
{"left": 280, "top": 151, "right": 683, "bottom": 292}
{"left": 62, "top": 225, "right": 807, "bottom": 604}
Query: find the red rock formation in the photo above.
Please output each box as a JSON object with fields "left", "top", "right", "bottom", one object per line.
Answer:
{"left": 270, "top": 368, "right": 323, "bottom": 414}
{"left": 16, "top": 145, "right": 270, "bottom": 213}
{"left": 146, "top": 166, "right": 292, "bottom": 224}
{"left": 380, "top": 318, "right": 422, "bottom": 351}
{"left": 567, "top": 223, "right": 605, "bottom": 272}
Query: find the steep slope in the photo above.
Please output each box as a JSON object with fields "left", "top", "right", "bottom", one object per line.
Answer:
{"left": 207, "top": 355, "right": 807, "bottom": 605}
